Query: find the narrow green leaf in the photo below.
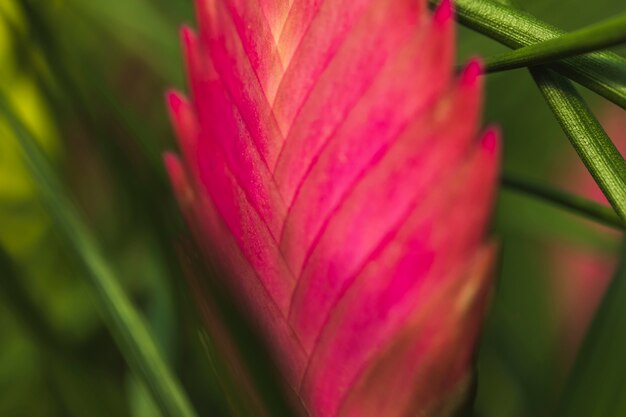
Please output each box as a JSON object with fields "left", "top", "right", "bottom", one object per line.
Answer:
{"left": 484, "top": 13, "right": 626, "bottom": 73}
{"left": 501, "top": 173, "right": 624, "bottom": 230}
{"left": 530, "top": 69, "right": 626, "bottom": 224}
{"left": 0, "top": 248, "right": 132, "bottom": 417}
{"left": 429, "top": 0, "right": 626, "bottom": 109}
{"left": 557, "top": 242, "right": 626, "bottom": 417}
{"left": 0, "top": 93, "right": 199, "bottom": 417}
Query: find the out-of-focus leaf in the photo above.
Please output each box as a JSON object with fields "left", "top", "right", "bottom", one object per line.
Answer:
{"left": 64, "top": 0, "right": 182, "bottom": 82}
{"left": 0, "top": 245, "right": 64, "bottom": 351}
{"left": 0, "top": 246, "right": 130, "bottom": 417}
{"left": 502, "top": 173, "right": 624, "bottom": 230}
{"left": 530, "top": 70, "right": 626, "bottom": 223}
{"left": 557, "top": 243, "right": 626, "bottom": 416}
{"left": 484, "top": 12, "right": 626, "bottom": 72}
{"left": 0, "top": 92, "right": 199, "bottom": 417}
{"left": 429, "top": 0, "right": 626, "bottom": 109}
{"left": 179, "top": 244, "right": 306, "bottom": 417}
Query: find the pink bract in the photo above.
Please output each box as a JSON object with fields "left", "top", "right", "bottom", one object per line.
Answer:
{"left": 165, "top": 0, "right": 500, "bottom": 416}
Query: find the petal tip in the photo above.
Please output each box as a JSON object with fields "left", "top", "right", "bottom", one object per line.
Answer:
{"left": 163, "top": 151, "right": 181, "bottom": 170}
{"left": 166, "top": 90, "right": 188, "bottom": 116}
{"left": 434, "top": 0, "right": 454, "bottom": 26}
{"left": 480, "top": 127, "right": 500, "bottom": 155}
{"left": 180, "top": 25, "right": 197, "bottom": 48}
{"left": 461, "top": 58, "right": 483, "bottom": 86}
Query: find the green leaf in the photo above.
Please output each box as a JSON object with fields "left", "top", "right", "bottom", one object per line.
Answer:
{"left": 530, "top": 69, "right": 626, "bottom": 224}
{"left": 484, "top": 12, "right": 626, "bottom": 73}
{"left": 501, "top": 173, "right": 624, "bottom": 230}
{"left": 557, "top": 242, "right": 626, "bottom": 416}
{"left": 0, "top": 245, "right": 65, "bottom": 353}
{"left": 429, "top": 0, "right": 626, "bottom": 109}
{"left": 0, "top": 93, "right": 199, "bottom": 417}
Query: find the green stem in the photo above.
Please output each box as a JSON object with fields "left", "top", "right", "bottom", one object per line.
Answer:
{"left": 484, "top": 13, "right": 626, "bottom": 73}
{"left": 501, "top": 174, "right": 624, "bottom": 230}
{"left": 0, "top": 93, "right": 199, "bottom": 417}
{"left": 429, "top": 0, "right": 626, "bottom": 109}
{"left": 530, "top": 69, "right": 626, "bottom": 224}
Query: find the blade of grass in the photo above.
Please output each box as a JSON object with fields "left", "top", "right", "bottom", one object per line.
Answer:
{"left": 531, "top": 68, "right": 626, "bottom": 222}
{"left": 556, "top": 242, "right": 626, "bottom": 416}
{"left": 0, "top": 246, "right": 132, "bottom": 417}
{"left": 484, "top": 12, "right": 626, "bottom": 73}
{"left": 428, "top": 0, "right": 626, "bottom": 109}
{"left": 529, "top": 69, "right": 626, "bottom": 224}
{"left": 0, "top": 93, "right": 199, "bottom": 417}
{"left": 501, "top": 173, "right": 624, "bottom": 230}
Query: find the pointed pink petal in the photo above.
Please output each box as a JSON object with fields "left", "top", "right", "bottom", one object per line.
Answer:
{"left": 164, "top": 154, "right": 307, "bottom": 384}
{"left": 273, "top": 0, "right": 425, "bottom": 194}
{"left": 273, "top": 0, "right": 398, "bottom": 135}
{"left": 287, "top": 57, "right": 480, "bottom": 353}
{"left": 181, "top": 26, "right": 287, "bottom": 241}
{"left": 196, "top": 0, "right": 284, "bottom": 99}
{"left": 196, "top": 0, "right": 284, "bottom": 167}
{"left": 173, "top": 32, "right": 296, "bottom": 313}
{"left": 195, "top": 140, "right": 295, "bottom": 314}
{"left": 279, "top": 12, "right": 455, "bottom": 279}
{"left": 336, "top": 243, "right": 497, "bottom": 417}
{"left": 300, "top": 131, "right": 500, "bottom": 417}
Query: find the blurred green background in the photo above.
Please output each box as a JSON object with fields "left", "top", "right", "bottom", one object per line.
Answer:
{"left": 0, "top": 0, "right": 624, "bottom": 416}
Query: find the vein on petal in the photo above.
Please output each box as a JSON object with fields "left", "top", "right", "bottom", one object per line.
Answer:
{"left": 287, "top": 59, "right": 481, "bottom": 356}
{"left": 299, "top": 135, "right": 498, "bottom": 416}
{"left": 279, "top": 13, "right": 450, "bottom": 275}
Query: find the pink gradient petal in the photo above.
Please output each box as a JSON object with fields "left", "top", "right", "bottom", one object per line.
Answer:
{"left": 167, "top": 1, "right": 501, "bottom": 415}
{"left": 257, "top": 0, "right": 290, "bottom": 42}
{"left": 274, "top": 0, "right": 426, "bottom": 203}
{"left": 288, "top": 60, "right": 483, "bottom": 353}
{"left": 300, "top": 132, "right": 499, "bottom": 417}
{"left": 181, "top": 26, "right": 287, "bottom": 241}
{"left": 279, "top": 11, "right": 456, "bottom": 281}
{"left": 196, "top": 0, "right": 284, "bottom": 167}
{"left": 273, "top": 0, "right": 397, "bottom": 135}
{"left": 165, "top": 151, "right": 307, "bottom": 386}
{"left": 337, "top": 243, "right": 497, "bottom": 417}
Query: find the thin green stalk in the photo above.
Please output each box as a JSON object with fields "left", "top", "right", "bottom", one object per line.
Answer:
{"left": 0, "top": 93, "right": 199, "bottom": 417}
{"left": 557, "top": 242, "right": 626, "bottom": 417}
{"left": 530, "top": 69, "right": 626, "bottom": 224}
{"left": 428, "top": 0, "right": 626, "bottom": 109}
{"left": 501, "top": 174, "right": 624, "bottom": 230}
{"left": 484, "top": 13, "right": 626, "bottom": 73}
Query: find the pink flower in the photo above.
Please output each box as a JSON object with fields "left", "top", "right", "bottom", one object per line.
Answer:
{"left": 165, "top": 0, "right": 500, "bottom": 415}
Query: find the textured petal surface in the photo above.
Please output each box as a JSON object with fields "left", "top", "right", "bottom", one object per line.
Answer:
{"left": 287, "top": 58, "right": 482, "bottom": 353}
{"left": 166, "top": 0, "right": 500, "bottom": 416}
